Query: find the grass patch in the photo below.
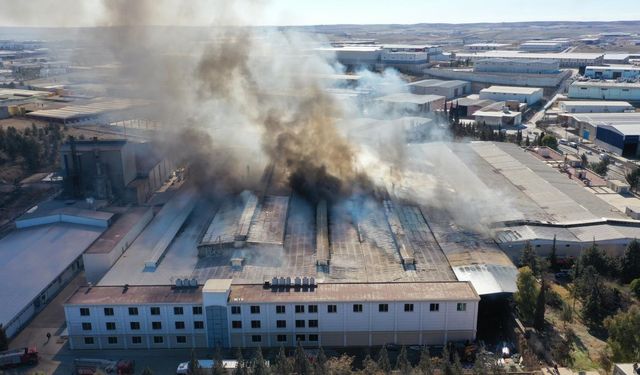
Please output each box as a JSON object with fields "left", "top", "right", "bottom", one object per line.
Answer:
{"left": 570, "top": 344, "right": 598, "bottom": 371}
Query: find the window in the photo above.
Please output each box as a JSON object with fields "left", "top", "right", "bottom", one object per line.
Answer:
{"left": 106, "top": 322, "right": 116, "bottom": 330}
{"left": 309, "top": 334, "right": 318, "bottom": 342}
{"left": 295, "top": 320, "right": 305, "bottom": 328}
{"left": 250, "top": 306, "right": 260, "bottom": 314}
{"left": 353, "top": 304, "right": 363, "bottom": 313}
{"left": 104, "top": 307, "right": 114, "bottom": 316}
{"left": 175, "top": 321, "right": 185, "bottom": 329}
{"left": 152, "top": 322, "right": 162, "bottom": 330}
{"left": 80, "top": 308, "right": 90, "bottom": 316}
{"left": 153, "top": 336, "right": 164, "bottom": 344}
{"left": 308, "top": 305, "right": 318, "bottom": 313}
{"left": 231, "top": 306, "right": 241, "bottom": 315}
{"left": 176, "top": 336, "right": 187, "bottom": 344}
{"left": 457, "top": 303, "right": 467, "bottom": 312}
{"left": 132, "top": 336, "right": 142, "bottom": 344}
{"left": 232, "top": 321, "right": 242, "bottom": 329}
{"left": 150, "top": 307, "right": 160, "bottom": 315}
{"left": 174, "top": 307, "right": 184, "bottom": 315}
{"left": 251, "top": 320, "right": 261, "bottom": 329}
{"left": 276, "top": 305, "right": 286, "bottom": 314}
{"left": 193, "top": 306, "right": 203, "bottom": 315}
{"left": 277, "top": 320, "right": 286, "bottom": 328}
{"left": 430, "top": 303, "right": 440, "bottom": 312}
{"left": 277, "top": 334, "right": 287, "bottom": 342}
{"left": 252, "top": 335, "right": 262, "bottom": 343}
{"left": 308, "top": 320, "right": 318, "bottom": 328}
{"left": 328, "top": 305, "right": 337, "bottom": 313}
{"left": 194, "top": 321, "right": 204, "bottom": 329}
{"left": 128, "top": 307, "right": 138, "bottom": 316}
{"left": 107, "top": 336, "right": 118, "bottom": 344}
{"left": 404, "top": 304, "right": 414, "bottom": 312}
{"left": 130, "top": 322, "right": 140, "bottom": 330}
{"left": 84, "top": 337, "right": 94, "bottom": 345}
{"left": 378, "top": 304, "right": 389, "bottom": 312}
{"left": 82, "top": 322, "right": 92, "bottom": 331}
{"left": 295, "top": 305, "right": 305, "bottom": 313}
{"left": 296, "top": 334, "right": 305, "bottom": 342}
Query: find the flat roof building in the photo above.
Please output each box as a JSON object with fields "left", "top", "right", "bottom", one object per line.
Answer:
{"left": 558, "top": 100, "right": 634, "bottom": 114}
{"left": 584, "top": 65, "right": 640, "bottom": 80}
{"left": 465, "top": 43, "right": 511, "bottom": 51}
{"left": 479, "top": 85, "right": 543, "bottom": 105}
{"left": 407, "top": 79, "right": 470, "bottom": 99}
{"left": 569, "top": 81, "right": 640, "bottom": 101}
{"left": 456, "top": 50, "right": 604, "bottom": 68}
{"left": 375, "top": 93, "right": 445, "bottom": 117}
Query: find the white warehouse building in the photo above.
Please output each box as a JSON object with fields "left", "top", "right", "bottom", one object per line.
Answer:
{"left": 558, "top": 100, "right": 635, "bottom": 114}
{"left": 584, "top": 65, "right": 640, "bottom": 80}
{"left": 64, "top": 279, "right": 480, "bottom": 349}
{"left": 479, "top": 85, "right": 543, "bottom": 105}
{"left": 569, "top": 81, "right": 640, "bottom": 101}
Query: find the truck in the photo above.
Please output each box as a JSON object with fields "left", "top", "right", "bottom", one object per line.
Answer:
{"left": 73, "top": 358, "right": 135, "bottom": 374}
{"left": 0, "top": 347, "right": 38, "bottom": 369}
{"left": 176, "top": 359, "right": 238, "bottom": 374}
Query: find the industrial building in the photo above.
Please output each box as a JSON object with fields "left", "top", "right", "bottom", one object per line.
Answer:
{"left": 64, "top": 280, "right": 479, "bottom": 349}
{"left": 407, "top": 79, "right": 471, "bottom": 99}
{"left": 473, "top": 103, "right": 522, "bottom": 127}
{"left": 520, "top": 41, "right": 565, "bottom": 52}
{"left": 26, "top": 98, "right": 150, "bottom": 125}
{"left": 479, "top": 85, "right": 543, "bottom": 105}
{"left": 375, "top": 93, "right": 445, "bottom": 116}
{"left": 316, "top": 44, "right": 444, "bottom": 72}
{"left": 0, "top": 203, "right": 112, "bottom": 338}
{"left": 560, "top": 112, "right": 640, "bottom": 141}
{"left": 473, "top": 59, "right": 560, "bottom": 74}
{"left": 584, "top": 65, "right": 640, "bottom": 80}
{"left": 568, "top": 81, "right": 640, "bottom": 101}
{"left": 456, "top": 51, "right": 604, "bottom": 68}
{"left": 60, "top": 138, "right": 174, "bottom": 204}
{"left": 595, "top": 124, "right": 640, "bottom": 157}
{"left": 558, "top": 100, "right": 634, "bottom": 114}
{"left": 465, "top": 43, "right": 511, "bottom": 51}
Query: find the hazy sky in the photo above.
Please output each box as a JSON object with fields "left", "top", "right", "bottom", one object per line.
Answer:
{"left": 0, "top": 0, "right": 638, "bottom": 27}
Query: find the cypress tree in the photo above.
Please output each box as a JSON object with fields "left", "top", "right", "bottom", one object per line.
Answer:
{"left": 274, "top": 345, "right": 292, "bottom": 375}
{"left": 251, "top": 346, "right": 269, "bottom": 375}
{"left": 315, "top": 346, "right": 328, "bottom": 375}
{"left": 549, "top": 235, "right": 558, "bottom": 272}
{"left": 395, "top": 346, "right": 411, "bottom": 374}
{"left": 416, "top": 345, "right": 434, "bottom": 375}
{"left": 534, "top": 279, "right": 547, "bottom": 331}
{"left": 293, "top": 342, "right": 311, "bottom": 375}
{"left": 377, "top": 345, "right": 392, "bottom": 373}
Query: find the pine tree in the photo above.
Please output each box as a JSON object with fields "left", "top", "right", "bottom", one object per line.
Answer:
{"left": 395, "top": 346, "right": 411, "bottom": 374}
{"left": 189, "top": 349, "right": 201, "bottom": 375}
{"left": 213, "top": 345, "right": 225, "bottom": 375}
{"left": 416, "top": 346, "right": 434, "bottom": 375}
{"left": 251, "top": 346, "right": 269, "bottom": 375}
{"left": 621, "top": 239, "right": 640, "bottom": 283}
{"left": 315, "top": 346, "right": 328, "bottom": 375}
{"left": 377, "top": 345, "right": 392, "bottom": 373}
{"left": 361, "top": 354, "right": 381, "bottom": 375}
{"left": 452, "top": 351, "right": 464, "bottom": 375}
{"left": 141, "top": 367, "right": 153, "bottom": 375}
{"left": 582, "top": 276, "right": 607, "bottom": 328}
{"left": 515, "top": 266, "right": 539, "bottom": 323}
{"left": 548, "top": 235, "right": 558, "bottom": 272}
{"left": 525, "top": 134, "right": 530, "bottom": 146}
{"left": 520, "top": 242, "right": 539, "bottom": 275}
{"left": 440, "top": 345, "right": 455, "bottom": 375}
{"left": 534, "top": 279, "right": 546, "bottom": 332}
{"left": 293, "top": 342, "right": 311, "bottom": 375}
{"left": 234, "top": 347, "right": 248, "bottom": 375}
{"left": 274, "top": 345, "right": 292, "bottom": 375}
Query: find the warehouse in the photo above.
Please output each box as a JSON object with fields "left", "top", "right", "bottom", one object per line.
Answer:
{"left": 375, "top": 93, "right": 445, "bottom": 116}
{"left": 64, "top": 279, "right": 479, "bottom": 349}
{"left": 407, "top": 79, "right": 470, "bottom": 99}
{"left": 473, "top": 106, "right": 522, "bottom": 127}
{"left": 0, "top": 205, "right": 110, "bottom": 337}
{"left": 558, "top": 100, "right": 634, "bottom": 113}
{"left": 569, "top": 81, "right": 640, "bottom": 101}
{"left": 479, "top": 85, "right": 543, "bottom": 105}
{"left": 456, "top": 51, "right": 604, "bottom": 68}
{"left": 595, "top": 124, "right": 640, "bottom": 157}
{"left": 560, "top": 112, "right": 640, "bottom": 141}
{"left": 465, "top": 43, "right": 511, "bottom": 51}
{"left": 473, "top": 58, "right": 560, "bottom": 74}
{"left": 584, "top": 65, "right": 640, "bottom": 80}
{"left": 520, "top": 41, "right": 565, "bottom": 52}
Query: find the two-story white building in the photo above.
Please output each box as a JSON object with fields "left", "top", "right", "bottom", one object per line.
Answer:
{"left": 64, "top": 279, "right": 480, "bottom": 349}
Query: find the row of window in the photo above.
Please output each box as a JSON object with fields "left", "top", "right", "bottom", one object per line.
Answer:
{"left": 232, "top": 303, "right": 464, "bottom": 315}
{"left": 82, "top": 321, "right": 205, "bottom": 331}
{"left": 249, "top": 334, "right": 319, "bottom": 343}
{"left": 83, "top": 335, "right": 188, "bottom": 345}
{"left": 232, "top": 319, "right": 319, "bottom": 329}
{"left": 80, "top": 306, "right": 203, "bottom": 317}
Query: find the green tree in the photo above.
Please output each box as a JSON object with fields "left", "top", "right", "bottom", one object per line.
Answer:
{"left": 520, "top": 242, "right": 539, "bottom": 275}
{"left": 525, "top": 134, "right": 530, "bottom": 146}
{"left": 626, "top": 169, "right": 640, "bottom": 192}
{"left": 630, "top": 278, "right": 640, "bottom": 299}
{"left": 316, "top": 346, "right": 328, "bottom": 375}
{"left": 141, "top": 367, "right": 153, "bottom": 375}
{"left": 590, "top": 159, "right": 610, "bottom": 176}
{"left": 515, "top": 266, "right": 539, "bottom": 323}
{"left": 0, "top": 324, "right": 8, "bottom": 351}
{"left": 274, "top": 345, "right": 292, "bottom": 375}
{"left": 251, "top": 346, "right": 269, "bottom": 375}
{"left": 395, "top": 346, "right": 411, "bottom": 375}
{"left": 541, "top": 134, "right": 557, "bottom": 149}
{"left": 582, "top": 275, "right": 608, "bottom": 329}
{"left": 548, "top": 235, "right": 558, "bottom": 272}
{"left": 293, "top": 342, "right": 311, "bottom": 375}
{"left": 534, "top": 279, "right": 547, "bottom": 331}
{"left": 472, "top": 349, "right": 489, "bottom": 375}
{"left": 604, "top": 306, "right": 640, "bottom": 362}
{"left": 416, "top": 346, "right": 434, "bottom": 375}
{"left": 580, "top": 153, "right": 588, "bottom": 168}
{"left": 234, "top": 347, "right": 248, "bottom": 375}
{"left": 621, "top": 239, "right": 640, "bottom": 283}
{"left": 377, "top": 346, "right": 391, "bottom": 373}
{"left": 360, "top": 354, "right": 381, "bottom": 375}
{"left": 580, "top": 242, "right": 609, "bottom": 276}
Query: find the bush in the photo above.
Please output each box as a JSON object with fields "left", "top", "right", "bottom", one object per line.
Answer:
{"left": 545, "top": 289, "right": 563, "bottom": 309}
{"left": 630, "top": 278, "right": 640, "bottom": 299}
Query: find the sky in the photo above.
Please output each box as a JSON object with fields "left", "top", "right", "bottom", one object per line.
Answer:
{"left": 0, "top": 0, "right": 638, "bottom": 27}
